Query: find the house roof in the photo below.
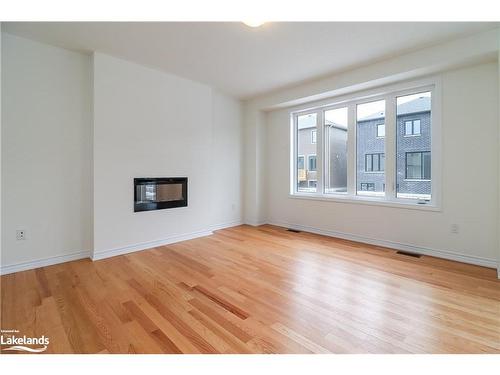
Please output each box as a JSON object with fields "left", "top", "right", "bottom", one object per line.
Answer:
{"left": 358, "top": 96, "right": 431, "bottom": 122}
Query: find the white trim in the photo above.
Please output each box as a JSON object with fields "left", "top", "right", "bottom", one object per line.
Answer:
{"left": 288, "top": 192, "right": 440, "bottom": 211}
{"left": 268, "top": 220, "right": 498, "bottom": 269}
{"left": 92, "top": 229, "right": 213, "bottom": 261}
{"left": 244, "top": 219, "right": 268, "bottom": 227}
{"left": 209, "top": 220, "right": 243, "bottom": 232}
{"left": 0, "top": 250, "right": 90, "bottom": 276}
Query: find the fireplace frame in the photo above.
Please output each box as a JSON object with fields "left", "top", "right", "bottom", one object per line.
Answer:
{"left": 134, "top": 177, "right": 188, "bottom": 212}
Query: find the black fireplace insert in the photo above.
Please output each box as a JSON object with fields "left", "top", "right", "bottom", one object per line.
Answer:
{"left": 134, "top": 177, "right": 188, "bottom": 212}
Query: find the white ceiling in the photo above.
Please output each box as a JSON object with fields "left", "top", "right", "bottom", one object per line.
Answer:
{"left": 2, "top": 22, "right": 497, "bottom": 99}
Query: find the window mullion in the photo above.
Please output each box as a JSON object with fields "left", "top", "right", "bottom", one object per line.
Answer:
{"left": 316, "top": 110, "right": 324, "bottom": 195}
{"left": 385, "top": 95, "right": 396, "bottom": 200}
{"left": 346, "top": 104, "right": 356, "bottom": 196}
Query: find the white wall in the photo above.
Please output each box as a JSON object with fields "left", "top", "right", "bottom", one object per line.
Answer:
{"left": 265, "top": 62, "right": 498, "bottom": 266}
{"left": 211, "top": 91, "right": 243, "bottom": 228}
{"left": 1, "top": 33, "right": 92, "bottom": 269}
{"left": 1, "top": 38, "right": 242, "bottom": 272}
{"left": 92, "top": 53, "right": 242, "bottom": 258}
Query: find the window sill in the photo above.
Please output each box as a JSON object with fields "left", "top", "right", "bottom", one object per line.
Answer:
{"left": 288, "top": 193, "right": 440, "bottom": 212}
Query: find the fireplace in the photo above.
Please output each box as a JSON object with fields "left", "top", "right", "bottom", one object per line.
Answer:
{"left": 134, "top": 177, "right": 188, "bottom": 212}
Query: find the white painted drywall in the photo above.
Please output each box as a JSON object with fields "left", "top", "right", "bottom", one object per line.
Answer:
{"left": 265, "top": 62, "right": 498, "bottom": 265}
{"left": 1, "top": 37, "right": 243, "bottom": 271}
{"left": 211, "top": 91, "right": 243, "bottom": 228}
{"left": 92, "top": 53, "right": 242, "bottom": 257}
{"left": 1, "top": 33, "right": 93, "bottom": 267}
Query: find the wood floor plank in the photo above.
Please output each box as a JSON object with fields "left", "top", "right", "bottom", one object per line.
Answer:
{"left": 1, "top": 224, "right": 499, "bottom": 353}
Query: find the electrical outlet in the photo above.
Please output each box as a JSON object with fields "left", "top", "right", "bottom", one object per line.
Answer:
{"left": 16, "top": 230, "right": 26, "bottom": 240}
{"left": 451, "top": 224, "right": 459, "bottom": 234}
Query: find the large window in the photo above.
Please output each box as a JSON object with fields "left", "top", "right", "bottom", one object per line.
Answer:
{"left": 292, "top": 83, "right": 436, "bottom": 206}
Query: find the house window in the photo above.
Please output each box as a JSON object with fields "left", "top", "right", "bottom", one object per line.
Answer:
{"left": 308, "top": 155, "right": 317, "bottom": 171}
{"left": 311, "top": 129, "right": 317, "bottom": 144}
{"left": 404, "top": 119, "right": 421, "bottom": 136}
{"left": 405, "top": 152, "right": 431, "bottom": 180}
{"left": 360, "top": 183, "right": 375, "bottom": 191}
{"left": 292, "top": 84, "right": 436, "bottom": 206}
{"left": 365, "top": 153, "right": 385, "bottom": 172}
{"left": 297, "top": 156, "right": 305, "bottom": 170}
{"left": 377, "top": 123, "right": 385, "bottom": 137}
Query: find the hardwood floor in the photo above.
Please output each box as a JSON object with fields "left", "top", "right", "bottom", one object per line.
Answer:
{"left": 1, "top": 224, "right": 499, "bottom": 354}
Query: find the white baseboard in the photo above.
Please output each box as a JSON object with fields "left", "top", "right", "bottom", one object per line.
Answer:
{"left": 0, "top": 250, "right": 91, "bottom": 276}
{"left": 91, "top": 229, "right": 213, "bottom": 261}
{"left": 244, "top": 219, "right": 268, "bottom": 227}
{"left": 268, "top": 220, "right": 498, "bottom": 270}
{"left": 209, "top": 220, "right": 243, "bottom": 232}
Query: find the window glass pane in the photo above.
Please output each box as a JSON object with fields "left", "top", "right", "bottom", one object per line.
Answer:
{"left": 311, "top": 130, "right": 317, "bottom": 144}
{"left": 405, "top": 121, "right": 412, "bottom": 135}
{"left": 396, "top": 92, "right": 431, "bottom": 200}
{"left": 297, "top": 113, "right": 317, "bottom": 192}
{"left": 413, "top": 120, "right": 421, "bottom": 135}
{"left": 357, "top": 100, "right": 385, "bottom": 196}
{"left": 324, "top": 107, "right": 348, "bottom": 194}
{"left": 377, "top": 124, "right": 385, "bottom": 137}
{"left": 365, "top": 154, "right": 372, "bottom": 172}
{"left": 380, "top": 153, "right": 385, "bottom": 172}
{"left": 308, "top": 155, "right": 317, "bottom": 171}
{"left": 406, "top": 152, "right": 422, "bottom": 179}
{"left": 423, "top": 151, "right": 431, "bottom": 180}
{"left": 297, "top": 156, "right": 304, "bottom": 170}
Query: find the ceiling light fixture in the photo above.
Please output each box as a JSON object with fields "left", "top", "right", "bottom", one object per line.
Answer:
{"left": 243, "top": 21, "right": 265, "bottom": 28}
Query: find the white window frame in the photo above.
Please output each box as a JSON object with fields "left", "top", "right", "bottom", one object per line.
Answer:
{"left": 289, "top": 77, "right": 441, "bottom": 211}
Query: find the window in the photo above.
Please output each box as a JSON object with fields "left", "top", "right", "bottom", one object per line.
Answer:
{"left": 365, "top": 153, "right": 385, "bottom": 172}
{"left": 377, "top": 123, "right": 385, "bottom": 137}
{"left": 397, "top": 92, "right": 431, "bottom": 200}
{"left": 404, "top": 119, "right": 421, "bottom": 136}
{"left": 297, "top": 156, "right": 305, "bottom": 170}
{"left": 296, "top": 113, "right": 317, "bottom": 192}
{"left": 405, "top": 152, "right": 431, "bottom": 180}
{"left": 360, "top": 183, "right": 375, "bottom": 191}
{"left": 324, "top": 107, "right": 348, "bottom": 194}
{"left": 308, "top": 155, "right": 317, "bottom": 171}
{"left": 357, "top": 100, "right": 385, "bottom": 196}
{"left": 292, "top": 83, "right": 436, "bottom": 206}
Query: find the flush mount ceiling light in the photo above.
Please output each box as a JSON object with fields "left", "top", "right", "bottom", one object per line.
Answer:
{"left": 243, "top": 21, "right": 265, "bottom": 28}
